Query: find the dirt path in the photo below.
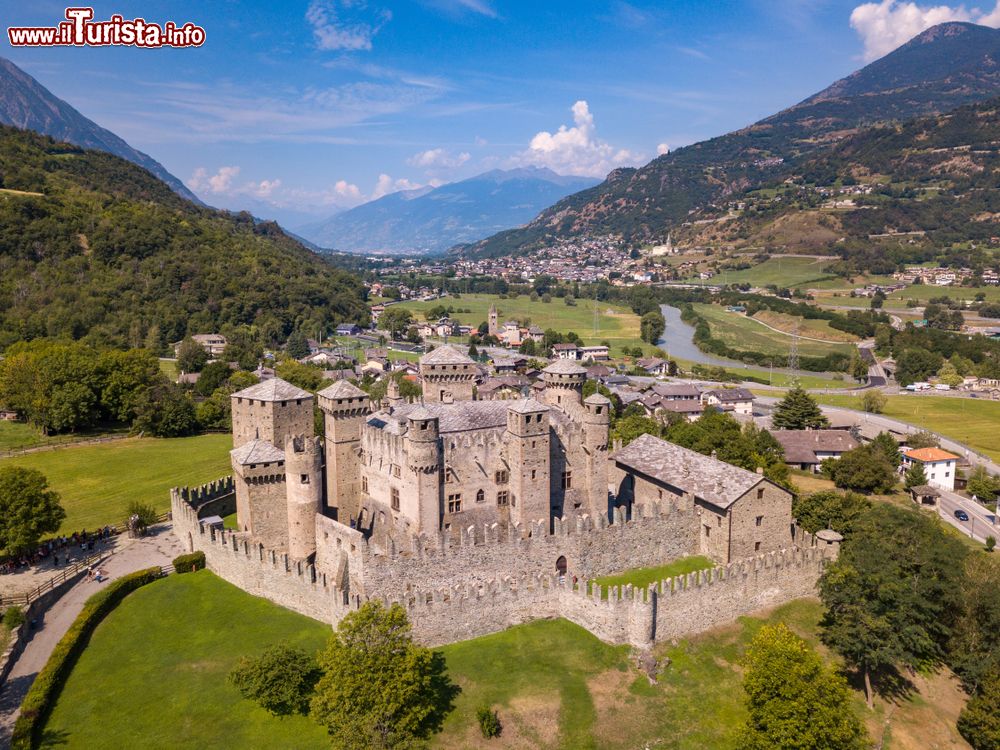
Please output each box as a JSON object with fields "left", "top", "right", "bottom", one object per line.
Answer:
{"left": 0, "top": 525, "right": 183, "bottom": 748}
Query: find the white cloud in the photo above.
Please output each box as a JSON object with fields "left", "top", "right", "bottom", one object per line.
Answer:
{"left": 371, "top": 173, "right": 425, "bottom": 200}
{"left": 849, "top": 0, "right": 1000, "bottom": 61}
{"left": 189, "top": 165, "right": 241, "bottom": 194}
{"left": 406, "top": 148, "right": 471, "bottom": 169}
{"left": 511, "top": 101, "right": 642, "bottom": 177}
{"left": 306, "top": 0, "right": 391, "bottom": 52}
{"left": 657, "top": 143, "right": 670, "bottom": 155}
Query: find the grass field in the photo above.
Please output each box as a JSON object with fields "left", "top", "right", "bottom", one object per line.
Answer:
{"left": 591, "top": 556, "right": 714, "bottom": 597}
{"left": 685, "top": 257, "right": 836, "bottom": 288}
{"left": 0, "top": 422, "right": 131, "bottom": 453}
{"left": 692, "top": 304, "right": 855, "bottom": 359}
{"left": 0, "top": 434, "right": 232, "bottom": 532}
{"left": 394, "top": 294, "right": 648, "bottom": 355}
{"left": 812, "top": 393, "right": 1000, "bottom": 462}
{"left": 41, "top": 571, "right": 966, "bottom": 750}
{"left": 751, "top": 310, "right": 859, "bottom": 343}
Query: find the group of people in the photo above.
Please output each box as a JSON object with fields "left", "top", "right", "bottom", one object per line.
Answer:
{"left": 0, "top": 526, "right": 118, "bottom": 574}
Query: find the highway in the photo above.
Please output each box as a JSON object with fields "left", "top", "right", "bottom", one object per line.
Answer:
{"left": 936, "top": 488, "right": 998, "bottom": 544}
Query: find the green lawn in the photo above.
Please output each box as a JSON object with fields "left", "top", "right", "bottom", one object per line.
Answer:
{"left": 591, "top": 556, "right": 714, "bottom": 598}
{"left": 0, "top": 434, "right": 232, "bottom": 532}
{"left": 40, "top": 571, "right": 964, "bottom": 749}
{"left": 692, "top": 304, "right": 855, "bottom": 359}
{"left": 0, "top": 422, "right": 128, "bottom": 453}
{"left": 686, "top": 257, "right": 836, "bottom": 288}
{"left": 394, "top": 294, "right": 648, "bottom": 354}
{"left": 812, "top": 393, "right": 1000, "bottom": 462}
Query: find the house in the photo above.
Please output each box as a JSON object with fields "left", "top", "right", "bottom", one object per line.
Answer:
{"left": 586, "top": 365, "right": 613, "bottom": 380}
{"left": 701, "top": 388, "right": 755, "bottom": 415}
{"left": 650, "top": 383, "right": 701, "bottom": 401}
{"left": 579, "top": 345, "right": 610, "bottom": 362}
{"left": 901, "top": 447, "right": 960, "bottom": 492}
{"left": 771, "top": 430, "right": 860, "bottom": 473}
{"left": 552, "top": 343, "right": 580, "bottom": 360}
{"left": 477, "top": 375, "right": 530, "bottom": 400}
{"left": 0, "top": 409, "right": 18, "bottom": 421}
{"left": 610, "top": 434, "right": 795, "bottom": 563}
{"left": 526, "top": 325, "right": 545, "bottom": 343}
{"left": 173, "top": 333, "right": 227, "bottom": 358}
{"left": 655, "top": 398, "right": 704, "bottom": 422}
{"left": 636, "top": 357, "right": 670, "bottom": 376}
{"left": 336, "top": 323, "right": 362, "bottom": 336}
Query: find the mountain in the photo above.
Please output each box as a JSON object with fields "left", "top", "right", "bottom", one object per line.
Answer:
{"left": 300, "top": 167, "right": 598, "bottom": 254}
{"left": 464, "top": 22, "right": 1000, "bottom": 258}
{"left": 0, "top": 56, "right": 199, "bottom": 204}
{"left": 0, "top": 126, "right": 368, "bottom": 350}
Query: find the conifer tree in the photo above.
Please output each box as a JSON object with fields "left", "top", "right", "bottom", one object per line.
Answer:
{"left": 771, "top": 386, "right": 829, "bottom": 430}
{"left": 904, "top": 461, "right": 928, "bottom": 489}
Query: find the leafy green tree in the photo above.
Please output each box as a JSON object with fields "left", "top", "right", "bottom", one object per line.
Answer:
{"left": 958, "top": 673, "right": 1000, "bottom": 750}
{"left": 228, "top": 645, "right": 321, "bottom": 717}
{"left": 380, "top": 308, "right": 414, "bottom": 340}
{"left": 819, "top": 504, "right": 966, "bottom": 708}
{"left": 858, "top": 389, "right": 886, "bottom": 414}
{"left": 132, "top": 382, "right": 197, "bottom": 437}
{"left": 823, "top": 444, "right": 896, "bottom": 494}
{"left": 194, "top": 361, "right": 234, "bottom": 397}
{"left": 467, "top": 339, "right": 478, "bottom": 358}
{"left": 195, "top": 388, "right": 232, "bottom": 430}
{"left": 792, "top": 490, "right": 871, "bottom": 537}
{"left": 640, "top": 310, "right": 666, "bottom": 344}
{"left": 870, "top": 431, "right": 901, "bottom": 467}
{"left": 125, "top": 500, "right": 158, "bottom": 532}
{"left": 936, "top": 361, "right": 963, "bottom": 387}
{"left": 176, "top": 337, "right": 209, "bottom": 373}
{"left": 951, "top": 555, "right": 1000, "bottom": 693}
{"left": 98, "top": 349, "right": 161, "bottom": 422}
{"left": 275, "top": 360, "right": 327, "bottom": 393}
{"left": 610, "top": 414, "right": 662, "bottom": 447}
{"left": 907, "top": 430, "right": 939, "bottom": 449}
{"left": 852, "top": 355, "right": 869, "bottom": 383}
{"left": 285, "top": 331, "right": 311, "bottom": 360}
{"left": 0, "top": 466, "right": 65, "bottom": 555}
{"left": 967, "top": 465, "right": 1000, "bottom": 502}
{"left": 904, "top": 462, "right": 928, "bottom": 489}
{"left": 771, "top": 387, "right": 829, "bottom": 430}
{"left": 739, "top": 623, "right": 867, "bottom": 750}
{"left": 895, "top": 347, "right": 943, "bottom": 386}
{"left": 311, "top": 601, "right": 456, "bottom": 750}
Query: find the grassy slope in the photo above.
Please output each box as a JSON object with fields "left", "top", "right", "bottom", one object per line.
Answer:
{"left": 685, "top": 257, "right": 835, "bottom": 288}
{"left": 0, "top": 434, "right": 232, "bottom": 532}
{"left": 394, "top": 294, "right": 647, "bottom": 355}
{"left": 813, "top": 393, "right": 1000, "bottom": 462}
{"left": 591, "top": 556, "right": 714, "bottom": 597}
{"left": 692, "top": 303, "right": 855, "bottom": 359}
{"left": 42, "top": 571, "right": 967, "bottom": 750}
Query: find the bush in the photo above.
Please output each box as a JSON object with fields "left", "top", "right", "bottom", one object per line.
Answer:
{"left": 3, "top": 605, "right": 25, "bottom": 629}
{"left": 125, "top": 500, "right": 158, "bottom": 532}
{"left": 228, "top": 645, "right": 321, "bottom": 716}
{"left": 172, "top": 551, "right": 206, "bottom": 573}
{"left": 987, "top": 536, "right": 996, "bottom": 553}
{"left": 11, "top": 567, "right": 162, "bottom": 750}
{"left": 476, "top": 704, "right": 502, "bottom": 739}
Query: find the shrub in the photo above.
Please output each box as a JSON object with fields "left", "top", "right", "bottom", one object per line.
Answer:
{"left": 476, "top": 705, "right": 502, "bottom": 739}
{"left": 3, "top": 605, "right": 25, "bottom": 629}
{"left": 11, "top": 567, "right": 162, "bottom": 750}
{"left": 172, "top": 551, "right": 206, "bottom": 573}
{"left": 228, "top": 645, "right": 320, "bottom": 716}
{"left": 124, "top": 500, "right": 158, "bottom": 532}
{"left": 987, "top": 536, "right": 996, "bottom": 553}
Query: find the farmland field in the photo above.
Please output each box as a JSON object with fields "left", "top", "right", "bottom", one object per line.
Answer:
{"left": 692, "top": 304, "right": 856, "bottom": 359}
{"left": 684, "top": 256, "right": 836, "bottom": 288}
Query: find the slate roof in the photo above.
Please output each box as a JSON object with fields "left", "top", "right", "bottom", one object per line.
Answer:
{"left": 368, "top": 400, "right": 513, "bottom": 435}
{"left": 703, "top": 388, "right": 755, "bottom": 402}
{"left": 543, "top": 359, "right": 587, "bottom": 376}
{"left": 507, "top": 398, "right": 550, "bottom": 414}
{"left": 419, "top": 345, "right": 473, "bottom": 366}
{"left": 657, "top": 399, "right": 704, "bottom": 414}
{"left": 611, "top": 434, "right": 764, "bottom": 509}
{"left": 231, "top": 439, "right": 285, "bottom": 466}
{"left": 318, "top": 380, "right": 368, "bottom": 400}
{"left": 772, "top": 430, "right": 859, "bottom": 465}
{"left": 650, "top": 383, "right": 701, "bottom": 399}
{"left": 232, "top": 377, "right": 312, "bottom": 402}
{"left": 584, "top": 393, "right": 612, "bottom": 405}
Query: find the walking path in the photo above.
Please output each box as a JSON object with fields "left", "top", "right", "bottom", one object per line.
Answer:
{"left": 0, "top": 525, "right": 183, "bottom": 748}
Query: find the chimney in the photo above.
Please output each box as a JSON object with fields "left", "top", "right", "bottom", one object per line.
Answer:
{"left": 756, "top": 466, "right": 764, "bottom": 475}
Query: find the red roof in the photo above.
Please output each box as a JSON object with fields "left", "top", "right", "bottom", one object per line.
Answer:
{"left": 905, "top": 447, "right": 959, "bottom": 463}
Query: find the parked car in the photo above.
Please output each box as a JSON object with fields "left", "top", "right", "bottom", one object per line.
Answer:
{"left": 954, "top": 509, "right": 970, "bottom": 522}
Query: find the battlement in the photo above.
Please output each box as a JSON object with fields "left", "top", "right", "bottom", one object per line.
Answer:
{"left": 174, "top": 477, "right": 235, "bottom": 511}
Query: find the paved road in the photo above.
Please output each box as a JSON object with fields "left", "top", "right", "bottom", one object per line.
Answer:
{"left": 0, "top": 526, "right": 182, "bottom": 748}
{"left": 936, "top": 489, "right": 998, "bottom": 544}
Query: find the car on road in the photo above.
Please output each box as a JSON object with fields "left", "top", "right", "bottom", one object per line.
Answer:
{"left": 954, "top": 509, "right": 970, "bottom": 522}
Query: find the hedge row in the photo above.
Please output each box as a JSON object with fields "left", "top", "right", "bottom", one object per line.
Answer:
{"left": 11, "top": 567, "right": 163, "bottom": 750}
{"left": 172, "top": 551, "right": 206, "bottom": 573}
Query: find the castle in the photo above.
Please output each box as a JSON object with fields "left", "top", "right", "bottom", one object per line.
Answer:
{"left": 172, "top": 346, "right": 841, "bottom": 647}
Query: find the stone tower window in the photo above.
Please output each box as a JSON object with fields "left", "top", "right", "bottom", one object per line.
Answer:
{"left": 561, "top": 470, "right": 572, "bottom": 490}
{"left": 300, "top": 474, "right": 309, "bottom": 484}
{"left": 704, "top": 525, "right": 711, "bottom": 537}
{"left": 497, "top": 490, "right": 509, "bottom": 507}
{"left": 536, "top": 414, "right": 542, "bottom": 423}
{"left": 495, "top": 469, "right": 509, "bottom": 484}
{"left": 391, "top": 487, "right": 400, "bottom": 510}
{"left": 755, "top": 542, "right": 761, "bottom": 552}
{"left": 476, "top": 489, "right": 485, "bottom": 503}
{"left": 447, "top": 494, "right": 462, "bottom": 513}
{"left": 757, "top": 487, "right": 765, "bottom": 499}
{"left": 755, "top": 515, "right": 764, "bottom": 526}
{"left": 362, "top": 475, "right": 368, "bottom": 494}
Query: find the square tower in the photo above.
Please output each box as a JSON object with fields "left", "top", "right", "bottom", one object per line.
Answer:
{"left": 318, "top": 380, "right": 371, "bottom": 522}
{"left": 230, "top": 378, "right": 314, "bottom": 449}
{"left": 505, "top": 399, "right": 550, "bottom": 525}
{"left": 419, "top": 345, "right": 477, "bottom": 403}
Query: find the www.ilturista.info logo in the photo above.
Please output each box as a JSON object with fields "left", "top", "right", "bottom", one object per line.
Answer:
{"left": 8, "top": 7, "right": 205, "bottom": 48}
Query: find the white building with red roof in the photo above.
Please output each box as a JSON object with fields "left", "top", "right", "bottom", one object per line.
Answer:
{"left": 902, "top": 447, "right": 960, "bottom": 491}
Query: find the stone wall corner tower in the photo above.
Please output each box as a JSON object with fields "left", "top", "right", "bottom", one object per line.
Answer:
{"left": 419, "top": 345, "right": 476, "bottom": 403}
{"left": 318, "top": 380, "right": 371, "bottom": 523}
{"left": 541, "top": 359, "right": 586, "bottom": 415}
{"left": 583, "top": 393, "right": 611, "bottom": 517}
{"left": 285, "top": 435, "right": 323, "bottom": 560}
{"left": 506, "top": 398, "right": 551, "bottom": 525}
{"left": 404, "top": 407, "right": 442, "bottom": 533}
{"left": 230, "top": 378, "right": 314, "bottom": 449}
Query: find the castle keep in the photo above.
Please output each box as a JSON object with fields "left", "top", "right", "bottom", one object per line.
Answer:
{"left": 172, "top": 346, "right": 839, "bottom": 647}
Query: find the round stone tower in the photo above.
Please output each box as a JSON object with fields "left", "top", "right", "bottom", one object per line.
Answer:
{"left": 583, "top": 393, "right": 612, "bottom": 516}
{"left": 285, "top": 435, "right": 322, "bottom": 560}
{"left": 405, "top": 407, "right": 442, "bottom": 533}
{"left": 542, "top": 359, "right": 587, "bottom": 411}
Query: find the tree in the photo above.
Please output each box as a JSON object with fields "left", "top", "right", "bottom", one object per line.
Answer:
{"left": 380, "top": 308, "right": 414, "bottom": 340}
{"left": 967, "top": 465, "right": 1000, "bottom": 502}
{"left": 819, "top": 504, "right": 966, "bottom": 708}
{"left": 194, "top": 361, "right": 234, "bottom": 397}
{"left": 125, "top": 500, "right": 158, "bottom": 533}
{"left": 228, "top": 645, "right": 321, "bottom": 717}
{"left": 640, "top": 310, "right": 666, "bottom": 344}
{"left": 311, "top": 601, "right": 456, "bottom": 750}
{"left": 467, "top": 339, "right": 478, "bottom": 358}
{"left": 895, "top": 347, "right": 943, "bottom": 386}
{"left": 951, "top": 555, "right": 1000, "bottom": 693}
{"left": 610, "top": 414, "right": 662, "bottom": 447}
{"left": 907, "top": 430, "right": 939, "bottom": 449}
{"left": 852, "top": 355, "right": 869, "bottom": 383}
{"left": 132, "top": 382, "right": 198, "bottom": 437}
{"left": 936, "top": 361, "right": 963, "bottom": 387}
{"left": 858, "top": 389, "right": 886, "bottom": 414}
{"left": 739, "top": 623, "right": 867, "bottom": 750}
{"left": 904, "top": 462, "right": 928, "bottom": 489}
{"left": 176, "top": 337, "right": 209, "bottom": 373}
{"left": 958, "top": 674, "right": 1000, "bottom": 750}
{"left": 275, "top": 360, "right": 327, "bottom": 392}
{"left": 870, "top": 431, "right": 901, "bottom": 467}
{"left": 792, "top": 490, "right": 871, "bottom": 537}
{"left": 823, "top": 444, "right": 896, "bottom": 494}
{"left": 0, "top": 466, "right": 65, "bottom": 555}
{"left": 285, "top": 330, "right": 310, "bottom": 360}
{"left": 771, "top": 387, "right": 829, "bottom": 430}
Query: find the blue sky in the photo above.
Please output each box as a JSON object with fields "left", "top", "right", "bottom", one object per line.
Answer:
{"left": 3, "top": 0, "right": 1000, "bottom": 227}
